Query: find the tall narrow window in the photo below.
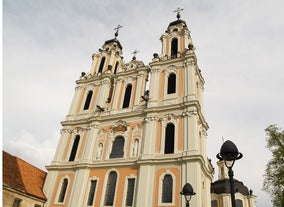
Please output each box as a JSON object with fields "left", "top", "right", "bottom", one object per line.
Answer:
{"left": 162, "top": 174, "right": 173, "bottom": 203}
{"left": 167, "top": 73, "right": 176, "bottom": 94}
{"left": 58, "top": 178, "right": 68, "bottom": 203}
{"left": 83, "top": 90, "right": 93, "bottom": 110}
{"left": 104, "top": 171, "right": 118, "bottom": 206}
{"left": 171, "top": 38, "right": 178, "bottom": 58}
{"left": 110, "top": 136, "right": 125, "bottom": 158}
{"left": 114, "top": 61, "right": 119, "bottom": 74}
{"left": 69, "top": 135, "right": 80, "bottom": 161}
{"left": 125, "top": 178, "right": 135, "bottom": 206}
{"left": 98, "top": 57, "right": 106, "bottom": 73}
{"left": 164, "top": 123, "right": 175, "bottom": 154}
{"left": 122, "top": 84, "right": 132, "bottom": 108}
{"left": 87, "top": 180, "right": 97, "bottom": 206}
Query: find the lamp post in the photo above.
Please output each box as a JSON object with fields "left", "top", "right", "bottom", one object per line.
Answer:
{"left": 216, "top": 140, "right": 243, "bottom": 207}
{"left": 180, "top": 183, "right": 196, "bottom": 207}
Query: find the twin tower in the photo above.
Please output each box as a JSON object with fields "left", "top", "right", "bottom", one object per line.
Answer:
{"left": 43, "top": 14, "right": 214, "bottom": 207}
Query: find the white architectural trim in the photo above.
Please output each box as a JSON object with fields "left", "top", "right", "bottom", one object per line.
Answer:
{"left": 54, "top": 175, "right": 70, "bottom": 205}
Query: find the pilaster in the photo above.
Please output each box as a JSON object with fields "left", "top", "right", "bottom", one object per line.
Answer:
{"left": 135, "top": 165, "right": 155, "bottom": 207}
{"left": 81, "top": 124, "right": 99, "bottom": 162}
{"left": 68, "top": 168, "right": 89, "bottom": 207}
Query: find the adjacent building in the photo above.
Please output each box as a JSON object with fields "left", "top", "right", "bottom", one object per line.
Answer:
{"left": 2, "top": 151, "right": 47, "bottom": 207}
{"left": 211, "top": 161, "right": 256, "bottom": 207}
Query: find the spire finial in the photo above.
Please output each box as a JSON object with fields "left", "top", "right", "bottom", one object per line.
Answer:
{"left": 131, "top": 49, "right": 140, "bottom": 60}
{"left": 173, "top": 7, "right": 183, "bottom": 19}
{"left": 114, "top": 24, "right": 123, "bottom": 37}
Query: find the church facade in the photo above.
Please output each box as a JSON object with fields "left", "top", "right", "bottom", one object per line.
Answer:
{"left": 43, "top": 13, "right": 215, "bottom": 207}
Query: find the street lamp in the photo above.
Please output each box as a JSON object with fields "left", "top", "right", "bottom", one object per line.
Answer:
{"left": 180, "top": 183, "right": 196, "bottom": 207}
{"left": 216, "top": 140, "right": 243, "bottom": 207}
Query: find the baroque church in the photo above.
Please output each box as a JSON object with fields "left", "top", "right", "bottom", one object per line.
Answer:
{"left": 43, "top": 11, "right": 256, "bottom": 207}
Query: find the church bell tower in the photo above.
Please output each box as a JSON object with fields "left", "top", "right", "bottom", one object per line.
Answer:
{"left": 43, "top": 10, "right": 213, "bottom": 207}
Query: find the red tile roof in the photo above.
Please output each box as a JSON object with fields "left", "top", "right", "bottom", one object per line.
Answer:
{"left": 3, "top": 151, "right": 47, "bottom": 200}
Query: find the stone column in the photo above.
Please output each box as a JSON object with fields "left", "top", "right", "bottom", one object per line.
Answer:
{"left": 112, "top": 78, "right": 123, "bottom": 109}
{"left": 68, "top": 168, "right": 89, "bottom": 207}
{"left": 81, "top": 124, "right": 99, "bottom": 163}
{"left": 135, "top": 165, "right": 155, "bottom": 207}
{"left": 68, "top": 85, "right": 84, "bottom": 115}
{"left": 52, "top": 129, "right": 70, "bottom": 163}
{"left": 140, "top": 115, "right": 158, "bottom": 157}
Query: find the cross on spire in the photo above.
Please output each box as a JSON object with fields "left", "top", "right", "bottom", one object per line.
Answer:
{"left": 114, "top": 24, "right": 123, "bottom": 37}
{"left": 173, "top": 7, "right": 183, "bottom": 19}
{"left": 131, "top": 49, "right": 140, "bottom": 60}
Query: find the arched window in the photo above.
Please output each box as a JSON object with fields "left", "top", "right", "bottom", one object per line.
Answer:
{"left": 164, "top": 123, "right": 175, "bottom": 154}
{"left": 110, "top": 136, "right": 125, "bottom": 158}
{"left": 122, "top": 84, "right": 132, "bottom": 108}
{"left": 104, "top": 171, "right": 118, "bottom": 206}
{"left": 167, "top": 73, "right": 176, "bottom": 94}
{"left": 236, "top": 199, "right": 243, "bottom": 207}
{"left": 83, "top": 90, "right": 93, "bottom": 110}
{"left": 171, "top": 38, "right": 178, "bottom": 58}
{"left": 58, "top": 178, "right": 68, "bottom": 203}
{"left": 69, "top": 135, "right": 80, "bottom": 161}
{"left": 114, "top": 61, "right": 119, "bottom": 74}
{"left": 162, "top": 174, "right": 173, "bottom": 203}
{"left": 98, "top": 57, "right": 106, "bottom": 73}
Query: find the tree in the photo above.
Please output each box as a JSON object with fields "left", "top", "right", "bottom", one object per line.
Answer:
{"left": 263, "top": 125, "right": 284, "bottom": 207}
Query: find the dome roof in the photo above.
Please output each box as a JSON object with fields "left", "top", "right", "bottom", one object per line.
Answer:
{"left": 168, "top": 19, "right": 187, "bottom": 27}
{"left": 211, "top": 178, "right": 250, "bottom": 195}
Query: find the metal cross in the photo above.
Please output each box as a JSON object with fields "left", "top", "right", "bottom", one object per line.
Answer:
{"left": 114, "top": 24, "right": 123, "bottom": 37}
{"left": 131, "top": 49, "right": 140, "bottom": 60}
{"left": 132, "top": 49, "right": 140, "bottom": 57}
{"left": 173, "top": 7, "right": 183, "bottom": 19}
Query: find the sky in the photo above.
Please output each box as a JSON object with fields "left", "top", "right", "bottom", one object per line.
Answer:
{"left": 3, "top": 1, "right": 284, "bottom": 206}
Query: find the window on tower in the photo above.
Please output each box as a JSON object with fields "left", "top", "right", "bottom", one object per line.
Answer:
{"left": 104, "top": 171, "right": 118, "bottom": 206}
{"left": 162, "top": 174, "right": 173, "bottom": 203}
{"left": 114, "top": 61, "right": 119, "bottom": 74}
{"left": 122, "top": 84, "right": 132, "bottom": 108}
{"left": 164, "top": 123, "right": 175, "bottom": 154}
{"left": 69, "top": 135, "right": 80, "bottom": 161}
{"left": 58, "top": 178, "right": 68, "bottom": 203}
{"left": 98, "top": 56, "right": 106, "bottom": 73}
{"left": 110, "top": 136, "right": 125, "bottom": 158}
{"left": 87, "top": 180, "right": 97, "bottom": 206}
{"left": 83, "top": 90, "right": 93, "bottom": 110}
{"left": 167, "top": 73, "right": 176, "bottom": 94}
{"left": 171, "top": 38, "right": 178, "bottom": 58}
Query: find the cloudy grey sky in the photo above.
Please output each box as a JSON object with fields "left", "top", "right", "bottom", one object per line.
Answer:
{"left": 3, "top": 1, "right": 284, "bottom": 206}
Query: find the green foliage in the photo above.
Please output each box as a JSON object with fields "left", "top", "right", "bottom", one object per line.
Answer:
{"left": 263, "top": 125, "right": 284, "bottom": 207}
